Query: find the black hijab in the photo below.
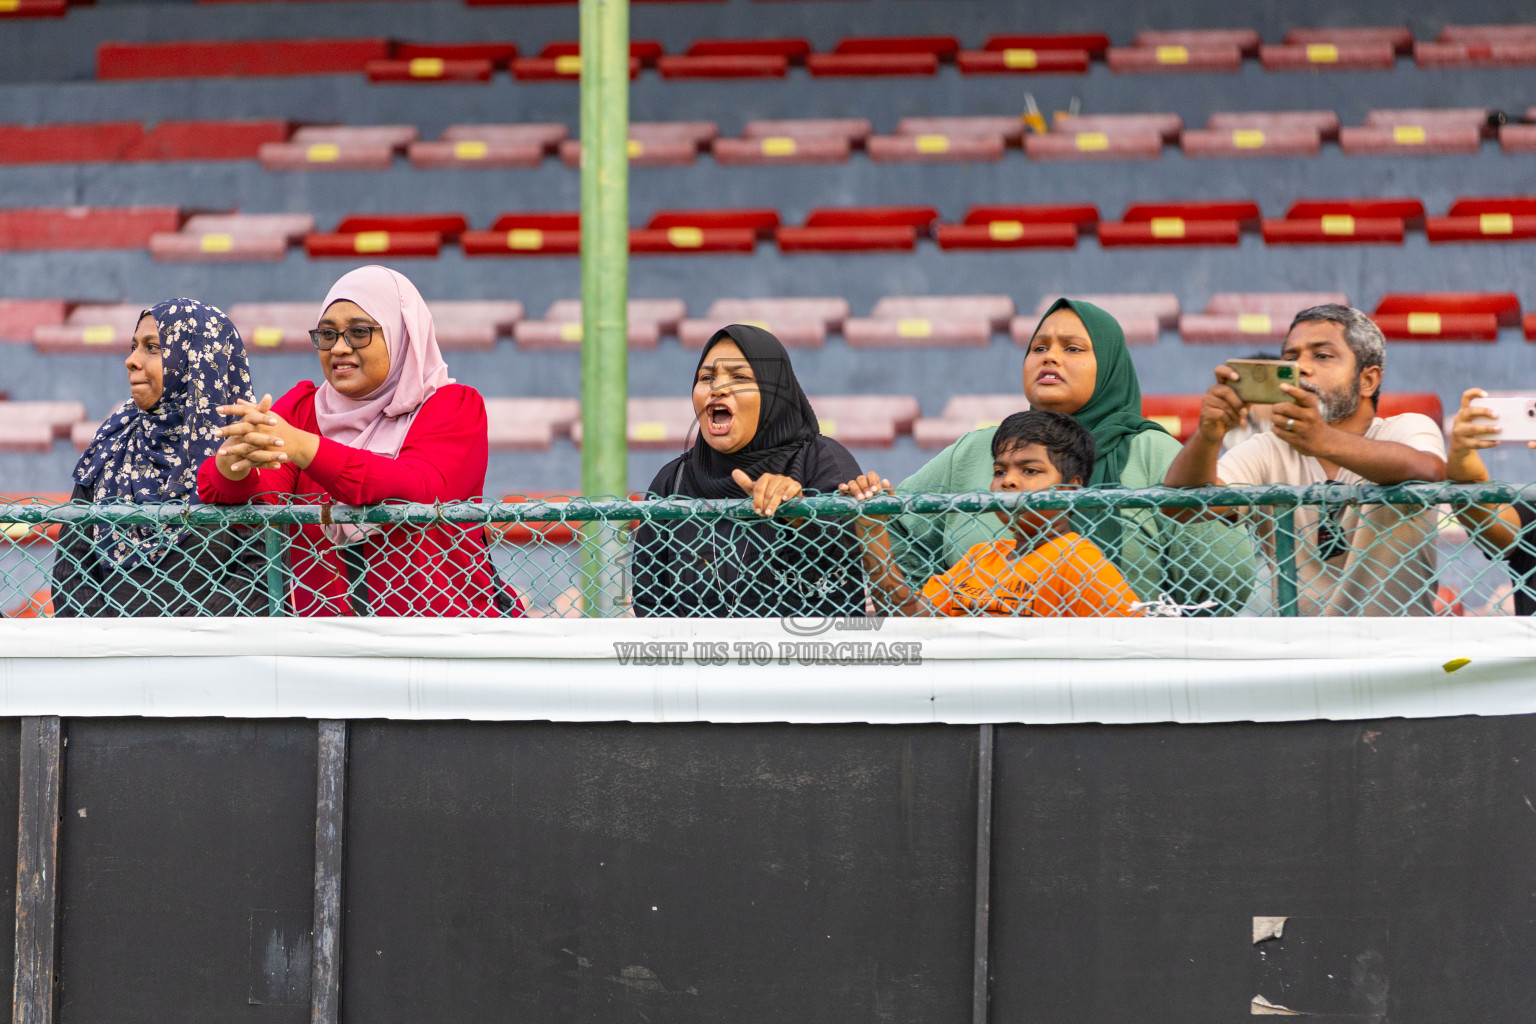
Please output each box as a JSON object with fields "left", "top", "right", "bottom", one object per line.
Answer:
{"left": 675, "top": 324, "right": 825, "bottom": 499}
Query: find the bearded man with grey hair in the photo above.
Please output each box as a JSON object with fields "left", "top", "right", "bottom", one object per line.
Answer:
{"left": 1164, "top": 304, "right": 1447, "bottom": 615}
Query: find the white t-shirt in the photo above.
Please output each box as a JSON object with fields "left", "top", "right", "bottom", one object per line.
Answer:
{"left": 1216, "top": 413, "right": 1447, "bottom": 616}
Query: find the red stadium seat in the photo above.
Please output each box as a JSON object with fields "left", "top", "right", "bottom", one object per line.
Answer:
{"left": 395, "top": 43, "right": 518, "bottom": 66}
{"left": 1374, "top": 292, "right": 1521, "bottom": 326}
{"left": 1262, "top": 199, "right": 1419, "bottom": 245}
{"left": 806, "top": 52, "right": 938, "bottom": 77}
{"left": 1426, "top": 197, "right": 1536, "bottom": 242}
{"left": 1414, "top": 40, "right": 1536, "bottom": 67}
{"left": 0, "top": 300, "right": 66, "bottom": 343}
{"left": 684, "top": 38, "right": 811, "bottom": 60}
{"left": 228, "top": 303, "right": 325, "bottom": 352}
{"left": 0, "top": 122, "right": 144, "bottom": 164}
{"left": 463, "top": 212, "right": 581, "bottom": 257}
{"left": 866, "top": 134, "right": 1004, "bottom": 162}
{"left": 1284, "top": 26, "right": 1414, "bottom": 53}
{"left": 657, "top": 46, "right": 791, "bottom": 78}
{"left": 1180, "top": 292, "right": 1350, "bottom": 342}
{"left": 365, "top": 58, "right": 494, "bottom": 84}
{"left": 1526, "top": 312, "right": 1536, "bottom": 341}
{"left": 1106, "top": 44, "right": 1243, "bottom": 74}
{"left": 1133, "top": 29, "right": 1262, "bottom": 55}
{"left": 538, "top": 40, "right": 664, "bottom": 65}
{"left": 677, "top": 297, "right": 848, "bottom": 349}
{"left": 429, "top": 301, "right": 524, "bottom": 350}
{"left": 935, "top": 203, "right": 1094, "bottom": 250}
{"left": 1181, "top": 125, "right": 1320, "bottom": 158}
{"left": 1499, "top": 125, "right": 1536, "bottom": 153}
{"left": 97, "top": 38, "right": 389, "bottom": 79}
{"left": 1099, "top": 201, "right": 1256, "bottom": 248}
{"left": 484, "top": 398, "right": 579, "bottom": 452}
{"left": 956, "top": 48, "right": 1089, "bottom": 75}
{"left": 834, "top": 35, "right": 959, "bottom": 58}
{"left": 777, "top": 206, "right": 936, "bottom": 253}
{"left": 984, "top": 32, "right": 1110, "bottom": 57}
{"left": 1371, "top": 313, "right": 1500, "bottom": 341}
{"left": 126, "top": 119, "right": 290, "bottom": 160}
{"left": 806, "top": 395, "right": 921, "bottom": 447}
{"left": 1379, "top": 393, "right": 1444, "bottom": 421}
{"left": 1259, "top": 41, "right": 1396, "bottom": 71}
{"left": 1141, "top": 395, "right": 1205, "bottom": 441}
{"left": 569, "top": 398, "right": 696, "bottom": 449}
{"left": 335, "top": 213, "right": 468, "bottom": 239}
{"left": 34, "top": 305, "right": 151, "bottom": 353}
{"left": 512, "top": 54, "right": 641, "bottom": 80}
{"left": 913, "top": 395, "right": 1030, "bottom": 449}
{"left": 1206, "top": 110, "right": 1341, "bottom": 140}
{"left": 0, "top": 207, "right": 180, "bottom": 250}
{"left": 0, "top": 0, "right": 66, "bottom": 18}
{"left": 304, "top": 231, "right": 442, "bottom": 259}
{"left": 150, "top": 213, "right": 314, "bottom": 262}
{"left": 648, "top": 209, "right": 780, "bottom": 237}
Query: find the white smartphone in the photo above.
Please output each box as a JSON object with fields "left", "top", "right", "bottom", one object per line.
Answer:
{"left": 1473, "top": 396, "right": 1536, "bottom": 442}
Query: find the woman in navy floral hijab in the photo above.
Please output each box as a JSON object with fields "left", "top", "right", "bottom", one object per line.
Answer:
{"left": 52, "top": 299, "right": 266, "bottom": 616}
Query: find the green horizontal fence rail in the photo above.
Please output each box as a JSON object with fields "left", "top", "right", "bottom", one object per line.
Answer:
{"left": 1, "top": 483, "right": 1533, "bottom": 619}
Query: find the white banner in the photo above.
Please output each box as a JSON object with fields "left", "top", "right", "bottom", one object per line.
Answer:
{"left": 0, "top": 617, "right": 1531, "bottom": 724}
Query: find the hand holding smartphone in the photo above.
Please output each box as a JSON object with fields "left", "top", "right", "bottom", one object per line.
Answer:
{"left": 1224, "top": 359, "right": 1299, "bottom": 405}
{"left": 1470, "top": 396, "right": 1536, "bottom": 443}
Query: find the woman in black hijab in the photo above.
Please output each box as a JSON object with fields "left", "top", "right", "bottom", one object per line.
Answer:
{"left": 632, "top": 325, "right": 867, "bottom": 617}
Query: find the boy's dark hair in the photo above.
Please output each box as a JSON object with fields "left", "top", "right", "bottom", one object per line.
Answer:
{"left": 991, "top": 410, "right": 1096, "bottom": 484}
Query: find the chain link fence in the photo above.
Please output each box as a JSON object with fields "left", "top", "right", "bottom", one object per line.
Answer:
{"left": 1, "top": 484, "right": 1531, "bottom": 618}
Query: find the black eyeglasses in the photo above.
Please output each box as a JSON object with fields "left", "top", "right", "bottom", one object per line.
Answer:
{"left": 309, "top": 325, "right": 379, "bottom": 351}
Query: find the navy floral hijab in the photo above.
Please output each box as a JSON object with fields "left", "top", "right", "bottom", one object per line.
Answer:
{"left": 72, "top": 299, "right": 252, "bottom": 566}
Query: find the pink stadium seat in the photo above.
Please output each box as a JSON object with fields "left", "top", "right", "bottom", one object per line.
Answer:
{"left": 0, "top": 402, "right": 85, "bottom": 452}
{"left": 515, "top": 299, "right": 684, "bottom": 351}
{"left": 867, "top": 134, "right": 1004, "bottom": 163}
{"left": 1181, "top": 125, "right": 1321, "bottom": 158}
{"left": 261, "top": 125, "right": 416, "bottom": 171}
{"left": 1284, "top": 26, "right": 1414, "bottom": 53}
{"left": 1099, "top": 201, "right": 1255, "bottom": 248}
{"left": 1051, "top": 112, "right": 1185, "bottom": 142}
{"left": 569, "top": 398, "right": 697, "bottom": 450}
{"left": 150, "top": 213, "right": 314, "bottom": 262}
{"left": 1499, "top": 124, "right": 1536, "bottom": 153}
{"left": 806, "top": 395, "right": 922, "bottom": 447}
{"left": 1025, "top": 130, "right": 1162, "bottom": 161}
{"left": 97, "top": 38, "right": 389, "bottom": 79}
{"left": 1179, "top": 292, "right": 1350, "bottom": 342}
{"left": 843, "top": 296, "right": 1010, "bottom": 350}
{"left": 1437, "top": 24, "right": 1536, "bottom": 42}
{"left": 71, "top": 420, "right": 99, "bottom": 451}
{"left": 35, "top": 304, "right": 151, "bottom": 352}
{"left": 484, "top": 398, "right": 579, "bottom": 451}
{"left": 560, "top": 122, "right": 717, "bottom": 167}
{"left": 1106, "top": 43, "right": 1243, "bottom": 74}
{"left": 429, "top": 301, "right": 524, "bottom": 350}
{"left": 228, "top": 303, "right": 324, "bottom": 352}
{"left": 1262, "top": 198, "right": 1420, "bottom": 245}
{"left": 1205, "top": 110, "right": 1341, "bottom": 140}
{"left": 125, "top": 119, "right": 291, "bottom": 160}
{"left": 1339, "top": 124, "right": 1481, "bottom": 155}
{"left": 1016, "top": 294, "right": 1176, "bottom": 345}
{"left": 1426, "top": 196, "right": 1536, "bottom": 242}
{"left": 677, "top": 297, "right": 849, "bottom": 349}
{"left": 0, "top": 207, "right": 180, "bottom": 250}
{"left": 1364, "top": 107, "right": 1493, "bottom": 132}
{"left": 442, "top": 123, "right": 567, "bottom": 149}
{"left": 872, "top": 296, "right": 1015, "bottom": 330}
{"left": 913, "top": 395, "right": 1030, "bottom": 449}
{"left": 0, "top": 300, "right": 67, "bottom": 343}
{"left": 743, "top": 118, "right": 872, "bottom": 145}
{"left": 410, "top": 139, "right": 543, "bottom": 169}
{"left": 896, "top": 116, "right": 1026, "bottom": 146}
{"left": 0, "top": 122, "right": 145, "bottom": 164}
{"left": 1259, "top": 41, "right": 1396, "bottom": 71}
{"left": 1133, "top": 28, "right": 1262, "bottom": 55}
{"left": 366, "top": 58, "right": 494, "bottom": 84}
{"left": 1414, "top": 40, "right": 1536, "bottom": 67}
{"left": 713, "top": 135, "right": 849, "bottom": 165}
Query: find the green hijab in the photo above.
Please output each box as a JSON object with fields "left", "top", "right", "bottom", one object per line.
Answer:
{"left": 1030, "top": 297, "right": 1170, "bottom": 486}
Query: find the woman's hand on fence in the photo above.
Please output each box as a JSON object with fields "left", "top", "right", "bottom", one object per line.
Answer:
{"left": 732, "top": 469, "right": 803, "bottom": 516}
{"left": 214, "top": 395, "right": 284, "bottom": 478}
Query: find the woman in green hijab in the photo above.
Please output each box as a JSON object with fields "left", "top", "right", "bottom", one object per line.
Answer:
{"left": 889, "top": 298, "right": 1254, "bottom": 611}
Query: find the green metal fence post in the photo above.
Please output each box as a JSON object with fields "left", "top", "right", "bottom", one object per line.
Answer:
{"left": 264, "top": 526, "right": 286, "bottom": 617}
{"left": 1274, "top": 506, "right": 1299, "bottom": 617}
{"left": 578, "top": 0, "right": 630, "bottom": 617}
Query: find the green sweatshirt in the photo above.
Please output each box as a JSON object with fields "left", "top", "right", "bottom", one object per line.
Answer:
{"left": 890, "top": 427, "right": 1256, "bottom": 611}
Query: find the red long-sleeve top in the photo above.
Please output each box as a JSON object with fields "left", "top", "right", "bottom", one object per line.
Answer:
{"left": 198, "top": 381, "right": 507, "bottom": 617}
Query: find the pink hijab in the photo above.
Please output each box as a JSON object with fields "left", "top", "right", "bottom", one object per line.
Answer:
{"left": 314, "top": 265, "right": 453, "bottom": 458}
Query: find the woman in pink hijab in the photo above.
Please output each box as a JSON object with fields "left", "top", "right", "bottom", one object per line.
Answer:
{"left": 198, "top": 265, "right": 514, "bottom": 616}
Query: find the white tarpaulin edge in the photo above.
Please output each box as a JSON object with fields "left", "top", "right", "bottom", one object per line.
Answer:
{"left": 0, "top": 618, "right": 1530, "bottom": 724}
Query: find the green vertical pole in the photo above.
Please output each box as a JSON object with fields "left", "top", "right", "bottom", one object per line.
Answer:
{"left": 1274, "top": 506, "right": 1299, "bottom": 617}
{"left": 579, "top": 0, "right": 629, "bottom": 615}
{"left": 264, "top": 526, "right": 286, "bottom": 617}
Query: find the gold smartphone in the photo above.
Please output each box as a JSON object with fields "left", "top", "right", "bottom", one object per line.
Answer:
{"left": 1225, "top": 358, "right": 1299, "bottom": 405}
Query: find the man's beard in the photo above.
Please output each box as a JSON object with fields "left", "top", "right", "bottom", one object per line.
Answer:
{"left": 1298, "top": 376, "right": 1360, "bottom": 424}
